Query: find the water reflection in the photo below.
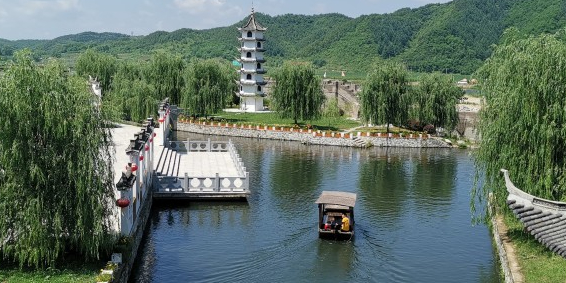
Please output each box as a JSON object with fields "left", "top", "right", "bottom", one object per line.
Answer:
{"left": 269, "top": 147, "right": 323, "bottom": 216}
{"left": 359, "top": 148, "right": 411, "bottom": 222}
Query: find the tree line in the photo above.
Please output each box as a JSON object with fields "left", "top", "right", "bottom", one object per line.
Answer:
{"left": 1, "top": 0, "right": 565, "bottom": 75}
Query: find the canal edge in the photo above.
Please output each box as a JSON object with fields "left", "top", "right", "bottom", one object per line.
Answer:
{"left": 113, "top": 190, "right": 153, "bottom": 283}
{"left": 489, "top": 192, "right": 524, "bottom": 283}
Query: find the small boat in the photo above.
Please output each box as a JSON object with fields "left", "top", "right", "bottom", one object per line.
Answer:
{"left": 315, "top": 191, "right": 357, "bottom": 240}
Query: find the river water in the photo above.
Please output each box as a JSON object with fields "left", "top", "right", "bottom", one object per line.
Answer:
{"left": 130, "top": 132, "right": 500, "bottom": 283}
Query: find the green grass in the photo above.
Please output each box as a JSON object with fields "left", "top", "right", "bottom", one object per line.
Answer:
{"left": 503, "top": 213, "right": 566, "bottom": 282}
{"left": 0, "top": 259, "right": 103, "bottom": 283}
{"left": 202, "top": 111, "right": 362, "bottom": 132}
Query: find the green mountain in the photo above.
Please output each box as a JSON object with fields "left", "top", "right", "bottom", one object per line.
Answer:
{"left": 0, "top": 0, "right": 564, "bottom": 74}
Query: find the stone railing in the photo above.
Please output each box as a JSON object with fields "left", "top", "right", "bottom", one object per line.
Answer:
{"left": 156, "top": 139, "right": 249, "bottom": 194}
{"left": 158, "top": 173, "right": 249, "bottom": 193}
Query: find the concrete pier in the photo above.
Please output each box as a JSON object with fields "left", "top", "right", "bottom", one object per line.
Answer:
{"left": 153, "top": 139, "right": 250, "bottom": 200}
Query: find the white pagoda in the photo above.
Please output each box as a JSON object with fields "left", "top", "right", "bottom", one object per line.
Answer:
{"left": 237, "top": 9, "right": 267, "bottom": 112}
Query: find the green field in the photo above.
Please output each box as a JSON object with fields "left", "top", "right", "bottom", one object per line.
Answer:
{"left": 189, "top": 111, "right": 363, "bottom": 132}
{"left": 504, "top": 214, "right": 566, "bottom": 282}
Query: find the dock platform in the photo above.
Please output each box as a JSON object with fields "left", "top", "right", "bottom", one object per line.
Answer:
{"left": 153, "top": 138, "right": 250, "bottom": 200}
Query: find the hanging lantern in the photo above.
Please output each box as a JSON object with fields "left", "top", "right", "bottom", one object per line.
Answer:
{"left": 158, "top": 117, "right": 164, "bottom": 123}
{"left": 116, "top": 198, "right": 130, "bottom": 208}
{"left": 139, "top": 155, "right": 144, "bottom": 161}
{"left": 145, "top": 144, "right": 150, "bottom": 151}
{"left": 153, "top": 132, "right": 157, "bottom": 137}
{"left": 149, "top": 138, "right": 153, "bottom": 143}
{"left": 131, "top": 163, "right": 138, "bottom": 172}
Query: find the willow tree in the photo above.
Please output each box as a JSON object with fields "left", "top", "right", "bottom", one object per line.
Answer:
{"left": 473, "top": 30, "right": 566, "bottom": 219}
{"left": 415, "top": 73, "right": 462, "bottom": 133}
{"left": 144, "top": 51, "right": 185, "bottom": 104}
{"left": 0, "top": 50, "right": 115, "bottom": 267}
{"left": 271, "top": 61, "right": 325, "bottom": 125}
{"left": 75, "top": 49, "right": 118, "bottom": 91}
{"left": 360, "top": 61, "right": 408, "bottom": 133}
{"left": 108, "top": 61, "right": 158, "bottom": 123}
{"left": 180, "top": 59, "right": 236, "bottom": 118}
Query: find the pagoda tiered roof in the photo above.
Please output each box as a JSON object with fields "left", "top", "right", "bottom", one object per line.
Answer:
{"left": 238, "top": 9, "right": 266, "bottom": 31}
{"left": 239, "top": 68, "right": 267, "bottom": 75}
{"left": 237, "top": 47, "right": 266, "bottom": 52}
{"left": 238, "top": 37, "right": 266, "bottom": 42}
{"left": 239, "top": 91, "right": 266, "bottom": 97}
{"left": 239, "top": 80, "right": 267, "bottom": 86}
{"left": 238, "top": 57, "right": 266, "bottom": 63}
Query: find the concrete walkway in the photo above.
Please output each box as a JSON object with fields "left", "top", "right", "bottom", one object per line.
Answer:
{"left": 110, "top": 124, "right": 143, "bottom": 185}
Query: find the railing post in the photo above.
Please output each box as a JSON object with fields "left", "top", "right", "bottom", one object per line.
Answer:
{"left": 207, "top": 138, "right": 211, "bottom": 152}
{"left": 183, "top": 173, "right": 189, "bottom": 192}
{"left": 245, "top": 172, "right": 250, "bottom": 192}
{"left": 215, "top": 173, "right": 220, "bottom": 192}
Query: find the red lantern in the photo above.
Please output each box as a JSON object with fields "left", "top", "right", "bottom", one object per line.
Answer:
{"left": 158, "top": 117, "right": 164, "bottom": 123}
{"left": 153, "top": 132, "right": 157, "bottom": 137}
{"left": 139, "top": 155, "right": 144, "bottom": 161}
{"left": 116, "top": 198, "right": 130, "bottom": 208}
{"left": 149, "top": 138, "right": 153, "bottom": 143}
{"left": 145, "top": 144, "right": 150, "bottom": 151}
{"left": 131, "top": 164, "right": 138, "bottom": 172}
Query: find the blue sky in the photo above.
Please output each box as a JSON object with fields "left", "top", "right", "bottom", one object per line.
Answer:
{"left": 0, "top": 0, "right": 452, "bottom": 40}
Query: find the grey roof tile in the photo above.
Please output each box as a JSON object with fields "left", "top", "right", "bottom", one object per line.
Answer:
{"left": 501, "top": 169, "right": 566, "bottom": 259}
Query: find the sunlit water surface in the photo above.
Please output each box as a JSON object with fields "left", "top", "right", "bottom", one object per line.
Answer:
{"left": 130, "top": 133, "right": 499, "bottom": 283}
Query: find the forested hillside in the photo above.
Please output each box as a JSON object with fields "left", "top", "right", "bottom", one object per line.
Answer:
{"left": 0, "top": 0, "right": 564, "bottom": 74}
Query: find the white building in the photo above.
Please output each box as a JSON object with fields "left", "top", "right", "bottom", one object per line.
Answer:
{"left": 237, "top": 9, "right": 267, "bottom": 112}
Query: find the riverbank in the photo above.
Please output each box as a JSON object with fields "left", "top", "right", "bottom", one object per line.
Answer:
{"left": 175, "top": 122, "right": 452, "bottom": 148}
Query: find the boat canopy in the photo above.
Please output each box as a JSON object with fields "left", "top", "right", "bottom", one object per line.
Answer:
{"left": 315, "top": 191, "right": 357, "bottom": 208}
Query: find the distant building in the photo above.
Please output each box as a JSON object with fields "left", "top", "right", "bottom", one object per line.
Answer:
{"left": 237, "top": 9, "right": 267, "bottom": 112}
{"left": 457, "top": 78, "right": 469, "bottom": 86}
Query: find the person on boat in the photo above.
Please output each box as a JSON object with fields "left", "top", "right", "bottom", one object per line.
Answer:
{"left": 341, "top": 213, "right": 350, "bottom": 232}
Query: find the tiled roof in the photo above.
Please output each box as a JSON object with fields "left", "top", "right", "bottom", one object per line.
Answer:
{"left": 239, "top": 9, "right": 266, "bottom": 31}
{"left": 502, "top": 169, "right": 566, "bottom": 257}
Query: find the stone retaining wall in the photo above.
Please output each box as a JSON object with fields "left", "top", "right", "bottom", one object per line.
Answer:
{"left": 489, "top": 193, "right": 516, "bottom": 283}
{"left": 113, "top": 190, "right": 153, "bottom": 283}
{"left": 176, "top": 123, "right": 450, "bottom": 148}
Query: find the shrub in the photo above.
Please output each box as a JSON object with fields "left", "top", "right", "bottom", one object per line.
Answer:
{"left": 407, "top": 119, "right": 423, "bottom": 131}
{"left": 423, "top": 124, "right": 436, "bottom": 134}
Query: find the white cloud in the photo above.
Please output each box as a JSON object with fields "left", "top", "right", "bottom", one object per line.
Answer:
{"left": 173, "top": 0, "right": 223, "bottom": 14}
{"left": 15, "top": 0, "right": 80, "bottom": 16}
{"left": 170, "top": 0, "right": 244, "bottom": 29}
{"left": 0, "top": 7, "right": 7, "bottom": 22}
{"left": 313, "top": 3, "right": 328, "bottom": 14}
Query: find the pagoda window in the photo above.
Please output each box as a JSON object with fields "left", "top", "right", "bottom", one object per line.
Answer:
{"left": 240, "top": 85, "right": 243, "bottom": 91}
{"left": 247, "top": 31, "right": 252, "bottom": 38}
{"left": 257, "top": 86, "right": 262, "bottom": 92}
{"left": 246, "top": 74, "right": 252, "bottom": 80}
{"left": 257, "top": 63, "right": 261, "bottom": 69}
{"left": 246, "top": 52, "right": 252, "bottom": 58}
{"left": 257, "top": 42, "right": 262, "bottom": 48}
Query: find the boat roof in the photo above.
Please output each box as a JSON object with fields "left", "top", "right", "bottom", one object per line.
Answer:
{"left": 315, "top": 191, "right": 357, "bottom": 208}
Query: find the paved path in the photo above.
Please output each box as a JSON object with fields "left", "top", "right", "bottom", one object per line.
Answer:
{"left": 154, "top": 143, "right": 241, "bottom": 178}
{"left": 180, "top": 152, "right": 239, "bottom": 177}
{"left": 110, "top": 124, "right": 143, "bottom": 184}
